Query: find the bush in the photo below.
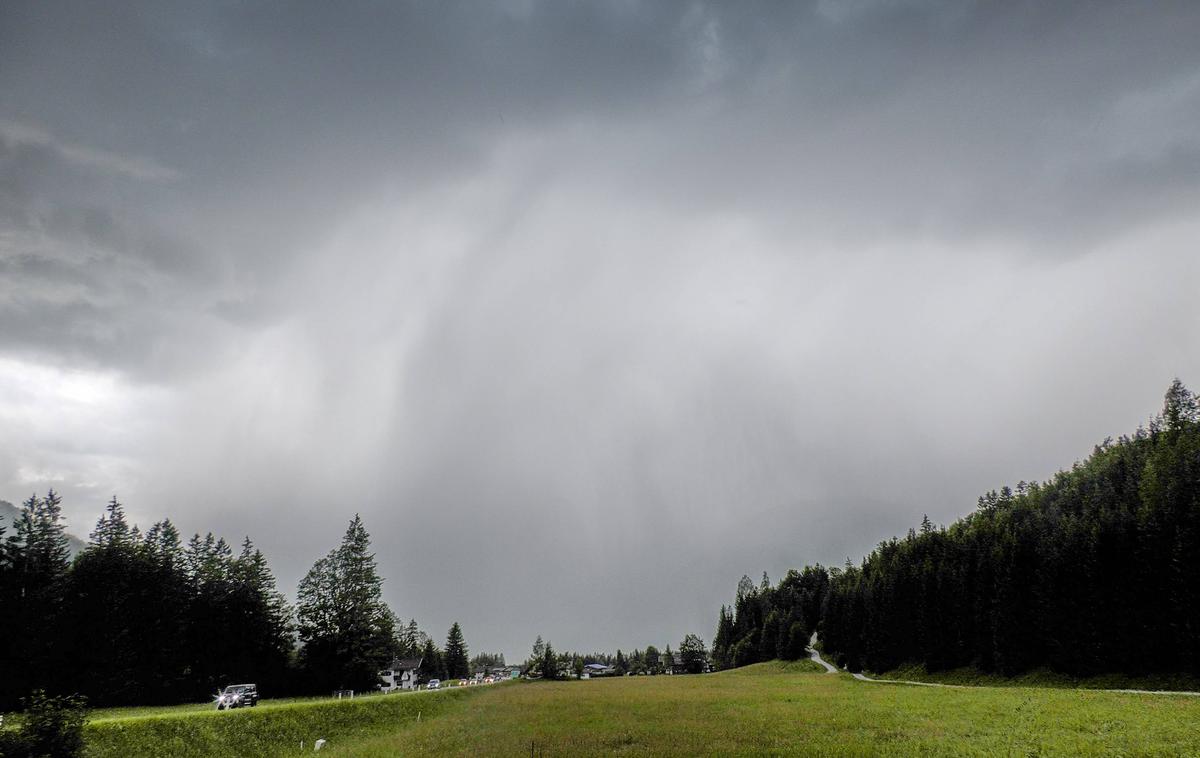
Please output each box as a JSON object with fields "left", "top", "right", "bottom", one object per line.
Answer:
{"left": 0, "top": 690, "right": 88, "bottom": 758}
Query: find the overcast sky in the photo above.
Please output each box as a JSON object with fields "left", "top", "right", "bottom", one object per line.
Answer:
{"left": 2, "top": 0, "right": 1199, "bottom": 661}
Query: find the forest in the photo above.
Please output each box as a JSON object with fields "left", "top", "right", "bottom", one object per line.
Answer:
{"left": 0, "top": 500, "right": 464, "bottom": 710}
{"left": 713, "top": 380, "right": 1200, "bottom": 679}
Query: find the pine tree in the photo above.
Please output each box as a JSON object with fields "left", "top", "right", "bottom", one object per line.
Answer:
{"left": 1163, "top": 378, "right": 1198, "bottom": 432}
{"left": 65, "top": 500, "right": 143, "bottom": 703}
{"left": 297, "top": 515, "right": 396, "bottom": 692}
{"left": 418, "top": 638, "right": 444, "bottom": 683}
{"left": 91, "top": 496, "right": 133, "bottom": 548}
{"left": 444, "top": 622, "right": 469, "bottom": 679}
{"left": 226, "top": 538, "right": 294, "bottom": 690}
{"left": 530, "top": 636, "right": 546, "bottom": 674}
{"left": 4, "top": 491, "right": 72, "bottom": 708}
{"left": 398, "top": 619, "right": 422, "bottom": 657}
{"left": 712, "top": 605, "right": 735, "bottom": 669}
{"left": 541, "top": 641, "right": 558, "bottom": 680}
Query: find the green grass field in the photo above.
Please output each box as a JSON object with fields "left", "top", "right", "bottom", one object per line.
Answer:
{"left": 82, "top": 687, "right": 471, "bottom": 758}
{"left": 78, "top": 664, "right": 1200, "bottom": 757}
{"left": 872, "top": 664, "right": 1200, "bottom": 693}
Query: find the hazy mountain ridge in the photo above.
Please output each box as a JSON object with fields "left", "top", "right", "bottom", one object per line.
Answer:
{"left": 0, "top": 499, "right": 87, "bottom": 557}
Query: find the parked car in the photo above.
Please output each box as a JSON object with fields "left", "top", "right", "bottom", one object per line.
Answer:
{"left": 216, "top": 683, "right": 258, "bottom": 710}
{"left": 426, "top": 679, "right": 441, "bottom": 690}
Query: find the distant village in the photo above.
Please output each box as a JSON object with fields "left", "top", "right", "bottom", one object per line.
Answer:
{"left": 379, "top": 650, "right": 710, "bottom": 693}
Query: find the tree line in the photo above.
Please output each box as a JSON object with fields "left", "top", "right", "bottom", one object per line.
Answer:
{"left": 522, "top": 633, "right": 709, "bottom": 679}
{"left": 709, "top": 566, "right": 829, "bottom": 670}
{"left": 713, "top": 380, "right": 1200, "bottom": 680}
{"left": 0, "top": 501, "right": 468, "bottom": 709}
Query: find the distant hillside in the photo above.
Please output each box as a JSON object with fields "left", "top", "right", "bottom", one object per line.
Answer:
{"left": 0, "top": 499, "right": 87, "bottom": 557}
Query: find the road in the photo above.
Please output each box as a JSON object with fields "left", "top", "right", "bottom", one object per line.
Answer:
{"left": 806, "top": 632, "right": 1200, "bottom": 696}
{"left": 807, "top": 631, "right": 838, "bottom": 674}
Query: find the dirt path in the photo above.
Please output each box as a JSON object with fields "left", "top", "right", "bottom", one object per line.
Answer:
{"left": 807, "top": 633, "right": 1200, "bottom": 696}
{"left": 806, "top": 632, "right": 838, "bottom": 674}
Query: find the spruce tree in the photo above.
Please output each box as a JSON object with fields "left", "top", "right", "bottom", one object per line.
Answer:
{"left": 418, "top": 637, "right": 444, "bottom": 683}
{"left": 4, "top": 491, "right": 72, "bottom": 707}
{"left": 541, "top": 641, "right": 558, "bottom": 680}
{"left": 444, "top": 622, "right": 469, "bottom": 679}
{"left": 297, "top": 515, "right": 396, "bottom": 692}
{"left": 530, "top": 636, "right": 546, "bottom": 673}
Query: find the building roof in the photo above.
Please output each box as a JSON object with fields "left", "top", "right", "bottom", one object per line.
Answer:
{"left": 388, "top": 657, "right": 424, "bottom": 671}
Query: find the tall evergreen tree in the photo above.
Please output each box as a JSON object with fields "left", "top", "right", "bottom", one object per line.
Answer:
{"left": 541, "top": 641, "right": 558, "bottom": 680}
{"left": 3, "top": 491, "right": 72, "bottom": 707}
{"left": 296, "top": 515, "right": 396, "bottom": 692}
{"left": 712, "top": 605, "right": 735, "bottom": 669}
{"left": 418, "top": 637, "right": 444, "bottom": 683}
{"left": 444, "top": 622, "right": 470, "bottom": 679}
{"left": 397, "top": 618, "right": 423, "bottom": 657}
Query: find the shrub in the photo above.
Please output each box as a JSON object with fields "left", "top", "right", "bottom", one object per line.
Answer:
{"left": 0, "top": 690, "right": 88, "bottom": 758}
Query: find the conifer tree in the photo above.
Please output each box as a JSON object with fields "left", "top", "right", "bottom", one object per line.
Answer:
{"left": 444, "top": 622, "right": 470, "bottom": 679}
{"left": 297, "top": 515, "right": 396, "bottom": 692}
{"left": 4, "top": 491, "right": 72, "bottom": 707}
{"left": 541, "top": 641, "right": 558, "bottom": 680}
{"left": 418, "top": 637, "right": 444, "bottom": 682}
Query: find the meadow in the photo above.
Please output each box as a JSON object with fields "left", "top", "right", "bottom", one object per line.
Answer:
{"left": 82, "top": 687, "right": 470, "bottom": 758}
{"left": 79, "top": 663, "right": 1200, "bottom": 757}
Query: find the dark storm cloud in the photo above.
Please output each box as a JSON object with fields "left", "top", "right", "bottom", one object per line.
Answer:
{"left": 2, "top": 0, "right": 1200, "bottom": 658}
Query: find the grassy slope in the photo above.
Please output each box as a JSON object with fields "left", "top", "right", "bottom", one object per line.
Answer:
{"left": 81, "top": 665, "right": 1200, "bottom": 756}
{"left": 872, "top": 664, "right": 1200, "bottom": 692}
{"left": 83, "top": 688, "right": 475, "bottom": 758}
{"left": 325, "top": 666, "right": 1200, "bottom": 757}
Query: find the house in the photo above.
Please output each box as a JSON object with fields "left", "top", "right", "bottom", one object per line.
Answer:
{"left": 667, "top": 652, "right": 710, "bottom": 675}
{"left": 379, "top": 657, "right": 423, "bottom": 693}
{"left": 668, "top": 653, "right": 687, "bottom": 675}
{"left": 583, "top": 663, "right": 615, "bottom": 677}
{"left": 488, "top": 665, "right": 522, "bottom": 680}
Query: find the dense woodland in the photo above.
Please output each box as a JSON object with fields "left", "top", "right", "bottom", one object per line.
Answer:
{"left": 0, "top": 501, "right": 462, "bottom": 710}
{"left": 713, "top": 380, "right": 1200, "bottom": 679}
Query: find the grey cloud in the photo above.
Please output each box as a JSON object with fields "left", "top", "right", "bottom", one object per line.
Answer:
{"left": 0, "top": 120, "right": 180, "bottom": 182}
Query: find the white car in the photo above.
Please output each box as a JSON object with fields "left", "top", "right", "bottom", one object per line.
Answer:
{"left": 426, "top": 679, "right": 441, "bottom": 690}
